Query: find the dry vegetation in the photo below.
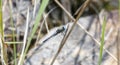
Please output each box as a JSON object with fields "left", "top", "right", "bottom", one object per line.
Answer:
{"left": 0, "top": 0, "right": 120, "bottom": 65}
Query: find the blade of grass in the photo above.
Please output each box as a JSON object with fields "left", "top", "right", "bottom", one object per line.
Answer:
{"left": 18, "top": 0, "right": 49, "bottom": 65}
{"left": 0, "top": 0, "right": 3, "bottom": 37}
{"left": 0, "top": 0, "right": 8, "bottom": 65}
{"left": 117, "top": 0, "right": 120, "bottom": 65}
{"left": 98, "top": 16, "right": 106, "bottom": 65}
{"left": 35, "top": 7, "right": 57, "bottom": 45}
{"left": 117, "top": 29, "right": 120, "bottom": 65}
{"left": 118, "top": 0, "right": 120, "bottom": 18}
{"left": 18, "top": 8, "right": 30, "bottom": 65}
{"left": 9, "top": 0, "right": 17, "bottom": 65}
{"left": 5, "top": 42, "right": 23, "bottom": 44}
{"left": 0, "top": 37, "right": 7, "bottom": 65}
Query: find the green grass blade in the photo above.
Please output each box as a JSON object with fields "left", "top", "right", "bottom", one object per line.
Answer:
{"left": 9, "top": 1, "right": 17, "bottom": 65}
{"left": 25, "top": 0, "right": 49, "bottom": 55}
{"left": 98, "top": 17, "right": 106, "bottom": 65}
{"left": 118, "top": 0, "right": 120, "bottom": 23}
{"left": 0, "top": 0, "right": 3, "bottom": 37}
{"left": 0, "top": 0, "right": 8, "bottom": 65}
{"left": 18, "top": 0, "right": 49, "bottom": 65}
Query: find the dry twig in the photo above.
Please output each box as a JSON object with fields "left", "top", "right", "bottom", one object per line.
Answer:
{"left": 50, "top": 0, "right": 91, "bottom": 65}
{"left": 54, "top": 0, "right": 118, "bottom": 62}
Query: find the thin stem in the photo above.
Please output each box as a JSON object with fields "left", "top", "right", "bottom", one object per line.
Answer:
{"left": 18, "top": 8, "right": 29, "bottom": 65}
{"left": 9, "top": 0, "right": 17, "bottom": 65}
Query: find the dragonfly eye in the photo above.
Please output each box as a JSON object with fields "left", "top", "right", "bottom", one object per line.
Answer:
{"left": 56, "top": 27, "right": 64, "bottom": 33}
{"left": 62, "top": 26, "right": 65, "bottom": 30}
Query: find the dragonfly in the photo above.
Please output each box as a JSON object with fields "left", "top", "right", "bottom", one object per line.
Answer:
{"left": 42, "top": 25, "right": 68, "bottom": 43}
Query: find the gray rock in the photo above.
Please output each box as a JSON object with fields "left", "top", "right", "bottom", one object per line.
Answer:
{"left": 25, "top": 10, "right": 119, "bottom": 65}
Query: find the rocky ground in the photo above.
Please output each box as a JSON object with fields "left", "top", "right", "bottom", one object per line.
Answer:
{"left": 24, "top": 10, "right": 119, "bottom": 65}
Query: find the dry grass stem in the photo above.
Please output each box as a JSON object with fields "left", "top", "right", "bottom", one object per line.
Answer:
{"left": 18, "top": 8, "right": 30, "bottom": 65}
{"left": 35, "top": 7, "right": 57, "bottom": 45}
{"left": 0, "top": 36, "right": 7, "bottom": 65}
{"left": 50, "top": 0, "right": 91, "bottom": 65}
{"left": 117, "top": 29, "right": 120, "bottom": 65}
{"left": 54, "top": 0, "right": 117, "bottom": 62}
